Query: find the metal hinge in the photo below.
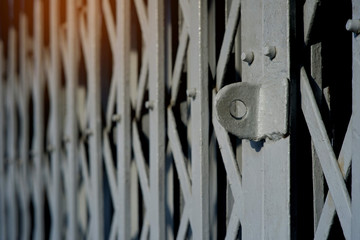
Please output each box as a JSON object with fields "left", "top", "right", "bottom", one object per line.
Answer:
{"left": 215, "top": 77, "right": 289, "bottom": 141}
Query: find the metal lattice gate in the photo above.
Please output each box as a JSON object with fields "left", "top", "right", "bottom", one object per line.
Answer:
{"left": 0, "top": 0, "right": 359, "bottom": 239}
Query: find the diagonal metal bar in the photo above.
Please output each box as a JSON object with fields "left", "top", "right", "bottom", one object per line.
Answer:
{"left": 79, "top": 142, "right": 93, "bottom": 209}
{"left": 134, "top": 0, "right": 149, "bottom": 42}
{"left": 178, "top": 0, "right": 191, "bottom": 31}
{"left": 301, "top": 67, "right": 351, "bottom": 239}
{"left": 135, "top": 49, "right": 149, "bottom": 119}
{"left": 170, "top": 24, "right": 189, "bottom": 105}
{"left": 303, "top": 0, "right": 321, "bottom": 45}
{"left": 103, "top": 132, "right": 120, "bottom": 204}
{"left": 225, "top": 205, "right": 241, "bottom": 240}
{"left": 216, "top": 0, "right": 241, "bottom": 90}
{"left": 212, "top": 91, "right": 244, "bottom": 221}
{"left": 314, "top": 119, "right": 352, "bottom": 240}
{"left": 132, "top": 121, "right": 151, "bottom": 208}
{"left": 59, "top": 26, "right": 69, "bottom": 73}
{"left": 167, "top": 108, "right": 192, "bottom": 202}
{"left": 176, "top": 204, "right": 190, "bottom": 240}
{"left": 140, "top": 212, "right": 150, "bottom": 240}
{"left": 79, "top": 9, "right": 90, "bottom": 71}
{"left": 105, "top": 75, "right": 116, "bottom": 130}
{"left": 109, "top": 212, "right": 119, "bottom": 240}
{"left": 102, "top": 0, "right": 116, "bottom": 53}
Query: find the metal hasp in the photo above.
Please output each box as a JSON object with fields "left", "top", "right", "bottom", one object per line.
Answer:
{"left": 215, "top": 77, "right": 289, "bottom": 141}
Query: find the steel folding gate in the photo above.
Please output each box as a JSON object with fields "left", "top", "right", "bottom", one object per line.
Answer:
{"left": 0, "top": 0, "right": 359, "bottom": 239}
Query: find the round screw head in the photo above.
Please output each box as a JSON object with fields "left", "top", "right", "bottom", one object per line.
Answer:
{"left": 84, "top": 128, "right": 93, "bottom": 137}
{"left": 241, "top": 51, "right": 254, "bottom": 64}
{"left": 264, "top": 45, "right": 276, "bottom": 59}
{"left": 111, "top": 114, "right": 121, "bottom": 122}
{"left": 186, "top": 88, "right": 197, "bottom": 99}
{"left": 346, "top": 19, "right": 360, "bottom": 33}
{"left": 229, "top": 100, "right": 247, "bottom": 120}
{"left": 145, "top": 100, "right": 154, "bottom": 110}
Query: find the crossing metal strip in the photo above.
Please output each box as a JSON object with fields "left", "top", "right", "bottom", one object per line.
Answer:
{"left": 301, "top": 67, "right": 352, "bottom": 239}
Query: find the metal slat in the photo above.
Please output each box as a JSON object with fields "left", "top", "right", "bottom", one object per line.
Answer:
{"left": 241, "top": 0, "right": 265, "bottom": 237}
{"left": 47, "top": 1, "right": 62, "bottom": 238}
{"left": 115, "top": 0, "right": 131, "bottom": 236}
{"left": 87, "top": 0, "right": 104, "bottom": 238}
{"left": 314, "top": 119, "right": 352, "bottom": 240}
{"left": 189, "top": 0, "right": 210, "bottom": 238}
{"left": 64, "top": 0, "right": 78, "bottom": 238}
{"left": 310, "top": 43, "right": 325, "bottom": 232}
{"left": 351, "top": 1, "right": 360, "bottom": 239}
{"left": 148, "top": 0, "right": 166, "bottom": 237}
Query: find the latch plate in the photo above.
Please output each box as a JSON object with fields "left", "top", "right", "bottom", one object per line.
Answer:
{"left": 215, "top": 77, "right": 289, "bottom": 141}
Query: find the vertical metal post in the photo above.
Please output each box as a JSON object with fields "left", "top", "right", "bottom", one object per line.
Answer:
{"left": 208, "top": 1, "right": 218, "bottom": 238}
{"left": 88, "top": 0, "right": 103, "bottom": 238}
{"left": 7, "top": 27, "right": 18, "bottom": 240}
{"left": 19, "top": 12, "right": 31, "bottom": 240}
{"left": 49, "top": 0, "right": 62, "bottom": 238}
{"left": 241, "top": 0, "right": 264, "bottom": 237}
{"left": 116, "top": 0, "right": 131, "bottom": 238}
{"left": 262, "top": 0, "right": 291, "bottom": 238}
{"left": 0, "top": 40, "right": 5, "bottom": 240}
{"left": 189, "top": 0, "right": 209, "bottom": 238}
{"left": 241, "top": 0, "right": 291, "bottom": 238}
{"left": 148, "top": 0, "right": 165, "bottom": 238}
{"left": 33, "top": 1, "right": 44, "bottom": 239}
{"left": 351, "top": 1, "right": 360, "bottom": 239}
{"left": 65, "top": 0, "right": 78, "bottom": 238}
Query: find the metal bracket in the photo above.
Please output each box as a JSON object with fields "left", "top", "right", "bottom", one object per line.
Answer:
{"left": 215, "top": 77, "right": 289, "bottom": 141}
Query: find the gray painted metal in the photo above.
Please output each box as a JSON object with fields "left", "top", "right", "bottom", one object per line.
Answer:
{"left": 0, "top": 0, "right": 357, "bottom": 239}
{"left": 351, "top": 1, "right": 360, "bottom": 239}
{"left": 215, "top": 78, "right": 288, "bottom": 141}
{"left": 301, "top": 68, "right": 352, "bottom": 239}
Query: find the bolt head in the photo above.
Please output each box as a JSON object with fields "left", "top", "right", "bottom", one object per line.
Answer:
{"left": 346, "top": 19, "right": 360, "bottom": 33}
{"left": 145, "top": 101, "right": 154, "bottom": 110}
{"left": 264, "top": 46, "right": 276, "bottom": 59}
{"left": 230, "top": 100, "right": 247, "bottom": 120}
{"left": 241, "top": 51, "right": 254, "bottom": 64}
{"left": 111, "top": 114, "right": 121, "bottom": 122}
{"left": 186, "top": 89, "right": 197, "bottom": 99}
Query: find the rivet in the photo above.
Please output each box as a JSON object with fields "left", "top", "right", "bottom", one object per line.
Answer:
{"left": 111, "top": 114, "right": 121, "bottom": 122}
{"left": 84, "top": 128, "right": 93, "bottom": 137}
{"left": 241, "top": 51, "right": 254, "bottom": 64}
{"left": 346, "top": 19, "right": 360, "bottom": 33}
{"left": 264, "top": 46, "right": 276, "bottom": 59}
{"left": 145, "top": 100, "right": 154, "bottom": 110}
{"left": 230, "top": 99, "right": 247, "bottom": 120}
{"left": 186, "top": 88, "right": 197, "bottom": 99}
